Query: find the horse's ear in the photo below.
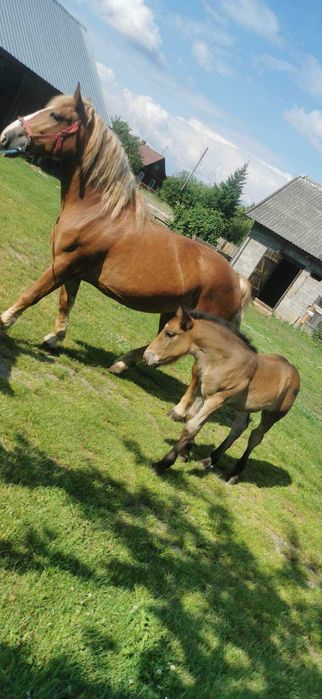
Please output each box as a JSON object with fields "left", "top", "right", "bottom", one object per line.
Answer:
{"left": 178, "top": 306, "right": 193, "bottom": 331}
{"left": 74, "top": 83, "right": 86, "bottom": 123}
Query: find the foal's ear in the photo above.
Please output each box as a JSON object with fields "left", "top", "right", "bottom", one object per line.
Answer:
{"left": 177, "top": 306, "right": 193, "bottom": 331}
{"left": 74, "top": 83, "right": 87, "bottom": 123}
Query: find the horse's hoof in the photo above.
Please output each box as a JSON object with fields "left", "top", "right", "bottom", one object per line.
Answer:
{"left": 108, "top": 360, "right": 127, "bottom": 375}
{"left": 167, "top": 408, "right": 185, "bottom": 422}
{"left": 226, "top": 474, "right": 239, "bottom": 485}
{"left": 42, "top": 341, "right": 59, "bottom": 355}
{"left": 0, "top": 319, "right": 7, "bottom": 337}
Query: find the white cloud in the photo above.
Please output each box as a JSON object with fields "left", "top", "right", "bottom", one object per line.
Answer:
{"left": 285, "top": 106, "right": 322, "bottom": 153}
{"left": 220, "top": 0, "right": 280, "bottom": 42}
{"left": 94, "top": 0, "right": 162, "bottom": 59}
{"left": 98, "top": 62, "right": 291, "bottom": 202}
{"left": 192, "top": 41, "right": 214, "bottom": 73}
{"left": 298, "top": 56, "right": 322, "bottom": 98}
{"left": 96, "top": 62, "right": 115, "bottom": 83}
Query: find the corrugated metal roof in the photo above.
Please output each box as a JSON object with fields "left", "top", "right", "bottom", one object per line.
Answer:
{"left": 247, "top": 176, "right": 322, "bottom": 260}
{"left": 0, "top": 0, "right": 109, "bottom": 121}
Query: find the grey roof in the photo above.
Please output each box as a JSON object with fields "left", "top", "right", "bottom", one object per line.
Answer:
{"left": 247, "top": 176, "right": 322, "bottom": 260}
{"left": 0, "top": 0, "right": 109, "bottom": 121}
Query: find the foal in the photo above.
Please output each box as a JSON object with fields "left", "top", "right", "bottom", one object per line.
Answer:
{"left": 144, "top": 308, "right": 300, "bottom": 483}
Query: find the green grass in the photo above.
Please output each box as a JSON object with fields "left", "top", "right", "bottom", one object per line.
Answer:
{"left": 0, "top": 157, "right": 321, "bottom": 698}
{"left": 140, "top": 188, "right": 173, "bottom": 220}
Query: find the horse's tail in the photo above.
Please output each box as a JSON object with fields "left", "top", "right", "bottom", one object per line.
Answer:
{"left": 239, "top": 276, "right": 252, "bottom": 316}
{"left": 231, "top": 276, "right": 252, "bottom": 329}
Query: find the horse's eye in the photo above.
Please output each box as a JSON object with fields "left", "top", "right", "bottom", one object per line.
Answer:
{"left": 165, "top": 331, "right": 176, "bottom": 338}
{"left": 50, "top": 112, "right": 63, "bottom": 122}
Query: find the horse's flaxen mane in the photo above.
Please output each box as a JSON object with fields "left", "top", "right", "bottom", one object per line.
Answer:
{"left": 49, "top": 95, "right": 150, "bottom": 226}
{"left": 189, "top": 309, "right": 258, "bottom": 352}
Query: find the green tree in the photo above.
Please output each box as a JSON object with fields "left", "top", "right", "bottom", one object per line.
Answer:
{"left": 159, "top": 171, "right": 208, "bottom": 208}
{"left": 111, "top": 116, "right": 144, "bottom": 174}
{"left": 216, "top": 163, "right": 248, "bottom": 219}
{"left": 224, "top": 205, "right": 253, "bottom": 244}
{"left": 171, "top": 203, "right": 224, "bottom": 247}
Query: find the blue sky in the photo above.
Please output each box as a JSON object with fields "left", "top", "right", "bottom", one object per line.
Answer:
{"left": 61, "top": 1, "right": 322, "bottom": 202}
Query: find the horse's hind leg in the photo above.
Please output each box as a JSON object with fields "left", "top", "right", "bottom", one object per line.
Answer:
{"left": 226, "top": 410, "right": 284, "bottom": 484}
{"left": 108, "top": 312, "right": 174, "bottom": 375}
{"left": 43, "top": 279, "right": 81, "bottom": 351}
{"left": 201, "top": 412, "right": 250, "bottom": 469}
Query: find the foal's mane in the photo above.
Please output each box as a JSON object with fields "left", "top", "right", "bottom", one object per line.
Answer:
{"left": 50, "top": 95, "right": 150, "bottom": 226}
{"left": 189, "top": 309, "right": 258, "bottom": 352}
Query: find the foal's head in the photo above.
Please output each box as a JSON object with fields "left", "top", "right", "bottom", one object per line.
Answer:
{"left": 0, "top": 84, "right": 91, "bottom": 159}
{"left": 144, "top": 308, "right": 194, "bottom": 367}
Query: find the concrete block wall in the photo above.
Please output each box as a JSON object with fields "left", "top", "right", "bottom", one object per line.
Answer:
{"left": 231, "top": 236, "right": 267, "bottom": 278}
{"left": 275, "top": 270, "right": 322, "bottom": 323}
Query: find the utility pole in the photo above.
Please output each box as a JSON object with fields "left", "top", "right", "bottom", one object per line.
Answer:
{"left": 180, "top": 146, "right": 209, "bottom": 191}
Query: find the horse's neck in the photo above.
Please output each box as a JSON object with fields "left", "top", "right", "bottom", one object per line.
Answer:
{"left": 193, "top": 324, "right": 234, "bottom": 367}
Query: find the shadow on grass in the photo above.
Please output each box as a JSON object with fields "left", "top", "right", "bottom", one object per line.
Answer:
{"left": 0, "top": 434, "right": 320, "bottom": 698}
{"left": 0, "top": 336, "right": 55, "bottom": 395}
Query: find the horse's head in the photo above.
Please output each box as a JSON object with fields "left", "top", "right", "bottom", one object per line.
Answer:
{"left": 144, "top": 307, "right": 194, "bottom": 367}
{"left": 0, "top": 84, "right": 90, "bottom": 159}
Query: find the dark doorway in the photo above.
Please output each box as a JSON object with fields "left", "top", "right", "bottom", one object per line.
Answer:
{"left": 258, "top": 258, "right": 301, "bottom": 308}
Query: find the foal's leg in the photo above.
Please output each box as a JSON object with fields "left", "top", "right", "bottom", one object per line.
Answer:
{"left": 201, "top": 412, "right": 250, "bottom": 469}
{"left": 0, "top": 259, "right": 72, "bottom": 334}
{"left": 108, "top": 312, "right": 173, "bottom": 375}
{"left": 153, "top": 392, "right": 228, "bottom": 473}
{"left": 43, "top": 279, "right": 81, "bottom": 351}
{"left": 168, "top": 360, "right": 199, "bottom": 421}
{"left": 225, "top": 410, "right": 284, "bottom": 484}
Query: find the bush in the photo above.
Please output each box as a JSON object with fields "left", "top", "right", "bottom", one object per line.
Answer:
{"left": 312, "top": 324, "right": 322, "bottom": 343}
{"left": 171, "top": 203, "right": 224, "bottom": 246}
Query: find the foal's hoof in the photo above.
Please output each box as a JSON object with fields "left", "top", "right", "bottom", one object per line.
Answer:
{"left": 226, "top": 474, "right": 239, "bottom": 485}
{"left": 167, "top": 408, "right": 185, "bottom": 422}
{"left": 42, "top": 341, "right": 59, "bottom": 355}
{"left": 0, "top": 319, "right": 7, "bottom": 337}
{"left": 108, "top": 360, "right": 128, "bottom": 375}
{"left": 201, "top": 457, "right": 213, "bottom": 469}
{"left": 152, "top": 460, "right": 170, "bottom": 475}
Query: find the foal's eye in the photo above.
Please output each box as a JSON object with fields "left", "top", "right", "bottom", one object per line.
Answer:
{"left": 165, "top": 331, "right": 176, "bottom": 338}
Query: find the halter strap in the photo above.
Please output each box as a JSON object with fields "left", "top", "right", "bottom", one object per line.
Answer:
{"left": 18, "top": 116, "right": 81, "bottom": 156}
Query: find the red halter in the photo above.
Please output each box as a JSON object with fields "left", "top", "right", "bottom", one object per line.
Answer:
{"left": 18, "top": 116, "right": 81, "bottom": 156}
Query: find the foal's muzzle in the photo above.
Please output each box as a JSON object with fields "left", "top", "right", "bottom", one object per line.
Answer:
{"left": 143, "top": 349, "right": 160, "bottom": 367}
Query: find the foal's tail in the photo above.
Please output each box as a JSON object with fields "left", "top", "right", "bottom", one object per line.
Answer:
{"left": 231, "top": 276, "right": 252, "bottom": 329}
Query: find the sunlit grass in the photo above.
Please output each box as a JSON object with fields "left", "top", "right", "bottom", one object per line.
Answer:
{"left": 0, "top": 157, "right": 321, "bottom": 698}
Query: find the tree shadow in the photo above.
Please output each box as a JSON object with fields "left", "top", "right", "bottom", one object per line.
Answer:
{"left": 0, "top": 335, "right": 55, "bottom": 395}
{"left": 0, "top": 433, "right": 319, "bottom": 698}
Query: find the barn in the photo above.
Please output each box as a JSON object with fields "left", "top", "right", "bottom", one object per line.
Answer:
{"left": 137, "top": 141, "right": 166, "bottom": 191}
{"left": 0, "top": 0, "right": 108, "bottom": 131}
{"left": 232, "top": 176, "right": 322, "bottom": 332}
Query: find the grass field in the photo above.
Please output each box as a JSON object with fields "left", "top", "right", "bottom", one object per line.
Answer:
{"left": 0, "top": 157, "right": 321, "bottom": 698}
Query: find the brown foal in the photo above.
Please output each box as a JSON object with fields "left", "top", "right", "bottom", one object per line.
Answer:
{"left": 0, "top": 85, "right": 249, "bottom": 419}
{"left": 144, "top": 308, "right": 300, "bottom": 483}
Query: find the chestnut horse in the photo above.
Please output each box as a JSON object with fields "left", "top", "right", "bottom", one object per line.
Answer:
{"left": 0, "top": 85, "right": 248, "bottom": 418}
{"left": 144, "top": 308, "right": 300, "bottom": 483}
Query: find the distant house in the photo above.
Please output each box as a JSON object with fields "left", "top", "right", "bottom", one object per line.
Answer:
{"left": 0, "top": 0, "right": 108, "bottom": 131}
{"left": 231, "top": 176, "right": 322, "bottom": 332}
{"left": 137, "top": 141, "right": 166, "bottom": 191}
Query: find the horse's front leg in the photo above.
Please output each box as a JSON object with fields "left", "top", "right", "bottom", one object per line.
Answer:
{"left": 43, "top": 279, "right": 81, "bottom": 351}
{"left": 153, "top": 393, "right": 226, "bottom": 473}
{"left": 0, "top": 258, "right": 74, "bottom": 335}
{"left": 168, "top": 361, "right": 199, "bottom": 421}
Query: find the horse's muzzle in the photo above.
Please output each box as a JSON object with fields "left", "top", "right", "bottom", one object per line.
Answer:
{"left": 0, "top": 121, "right": 28, "bottom": 152}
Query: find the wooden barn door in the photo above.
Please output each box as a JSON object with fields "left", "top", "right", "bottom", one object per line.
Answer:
{"left": 249, "top": 249, "right": 282, "bottom": 296}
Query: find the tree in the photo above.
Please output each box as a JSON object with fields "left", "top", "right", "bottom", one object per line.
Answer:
{"left": 111, "top": 117, "right": 144, "bottom": 174}
{"left": 216, "top": 163, "right": 248, "bottom": 219}
{"left": 171, "top": 203, "right": 224, "bottom": 247}
{"left": 159, "top": 171, "right": 208, "bottom": 208}
{"left": 224, "top": 205, "right": 253, "bottom": 244}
